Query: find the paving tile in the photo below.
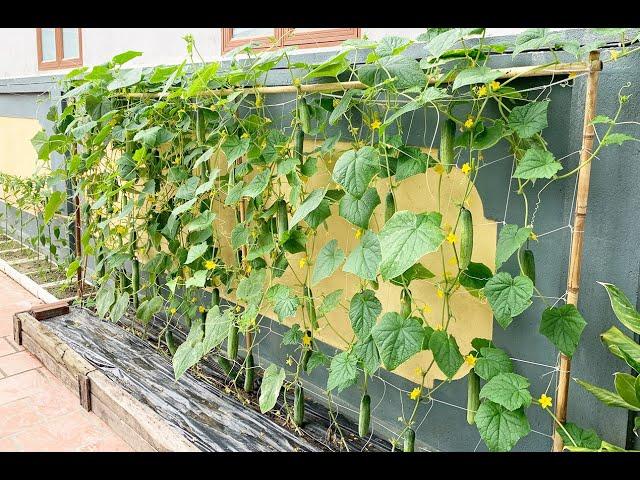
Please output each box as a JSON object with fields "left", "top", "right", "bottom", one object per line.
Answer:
{"left": 0, "top": 351, "right": 41, "bottom": 376}
{"left": 0, "top": 272, "right": 132, "bottom": 451}
{"left": 0, "top": 337, "right": 16, "bottom": 357}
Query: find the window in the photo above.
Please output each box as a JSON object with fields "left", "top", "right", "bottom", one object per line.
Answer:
{"left": 221, "top": 28, "right": 359, "bottom": 54}
{"left": 36, "top": 28, "right": 83, "bottom": 70}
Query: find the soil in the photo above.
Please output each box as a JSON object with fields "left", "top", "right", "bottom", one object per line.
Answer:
{"left": 0, "top": 240, "right": 23, "bottom": 252}
{"left": 11, "top": 249, "right": 37, "bottom": 261}
{"left": 47, "top": 282, "right": 95, "bottom": 299}
{"left": 28, "top": 268, "right": 67, "bottom": 285}
{"left": 14, "top": 259, "right": 52, "bottom": 274}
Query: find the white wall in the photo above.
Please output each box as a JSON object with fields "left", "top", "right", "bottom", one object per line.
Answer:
{"left": 0, "top": 28, "right": 553, "bottom": 80}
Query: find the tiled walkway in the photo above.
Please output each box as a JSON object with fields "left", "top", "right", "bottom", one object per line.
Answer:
{"left": 0, "top": 271, "right": 131, "bottom": 451}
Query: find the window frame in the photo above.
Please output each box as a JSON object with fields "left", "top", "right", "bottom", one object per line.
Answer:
{"left": 36, "top": 28, "right": 83, "bottom": 71}
{"left": 221, "top": 28, "right": 359, "bottom": 54}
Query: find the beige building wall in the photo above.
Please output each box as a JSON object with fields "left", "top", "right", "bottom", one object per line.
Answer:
{"left": 0, "top": 117, "right": 42, "bottom": 177}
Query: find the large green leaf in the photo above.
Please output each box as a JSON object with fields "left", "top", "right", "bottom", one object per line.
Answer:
{"left": 614, "top": 372, "right": 640, "bottom": 409}
{"left": 475, "top": 401, "right": 531, "bottom": 452}
{"left": 349, "top": 289, "right": 382, "bottom": 339}
{"left": 508, "top": 101, "right": 550, "bottom": 138}
{"left": 558, "top": 422, "right": 602, "bottom": 450}
{"left": 202, "top": 306, "right": 232, "bottom": 354}
{"left": 317, "top": 289, "right": 343, "bottom": 317}
{"left": 495, "top": 224, "right": 532, "bottom": 269}
{"left": 242, "top": 170, "right": 271, "bottom": 198}
{"left": 327, "top": 351, "right": 359, "bottom": 393}
{"left": 311, "top": 240, "right": 345, "bottom": 285}
{"left": 429, "top": 330, "right": 464, "bottom": 378}
{"left": 389, "top": 263, "right": 434, "bottom": 287}
{"left": 44, "top": 191, "right": 66, "bottom": 224}
{"left": 378, "top": 211, "right": 444, "bottom": 280}
{"left": 133, "top": 126, "right": 174, "bottom": 147}
{"left": 222, "top": 135, "right": 250, "bottom": 166}
{"left": 339, "top": 187, "right": 380, "bottom": 229}
{"left": 259, "top": 364, "right": 286, "bottom": 413}
{"left": 237, "top": 269, "right": 266, "bottom": 305}
{"left": 459, "top": 262, "right": 493, "bottom": 297}
{"left": 172, "top": 318, "right": 205, "bottom": 380}
{"left": 111, "top": 50, "right": 142, "bottom": 65}
{"left": 354, "top": 334, "right": 381, "bottom": 375}
{"left": 290, "top": 188, "right": 326, "bottom": 227}
{"left": 185, "top": 242, "right": 208, "bottom": 264}
{"left": 371, "top": 313, "right": 424, "bottom": 370}
{"left": 539, "top": 304, "right": 587, "bottom": 357}
{"left": 452, "top": 66, "right": 502, "bottom": 91}
{"left": 479, "top": 372, "right": 532, "bottom": 410}
{"left": 136, "top": 296, "right": 164, "bottom": 324}
{"left": 329, "top": 90, "right": 356, "bottom": 125}
{"left": 576, "top": 379, "right": 640, "bottom": 411}
{"left": 475, "top": 347, "right": 514, "bottom": 381}
{"left": 185, "top": 270, "right": 207, "bottom": 289}
{"left": 343, "top": 230, "right": 381, "bottom": 281}
{"left": 305, "top": 50, "right": 351, "bottom": 79}
{"left": 484, "top": 272, "right": 534, "bottom": 328}
{"left": 268, "top": 284, "right": 300, "bottom": 321}
{"left": 358, "top": 55, "right": 426, "bottom": 90}
{"left": 512, "top": 29, "right": 562, "bottom": 56}
{"left": 513, "top": 148, "right": 562, "bottom": 180}
{"left": 599, "top": 282, "right": 640, "bottom": 335}
{"left": 107, "top": 69, "right": 142, "bottom": 91}
{"left": 96, "top": 282, "right": 116, "bottom": 319}
{"left": 600, "top": 326, "right": 640, "bottom": 372}
{"left": 332, "top": 147, "right": 380, "bottom": 198}
{"left": 110, "top": 293, "right": 130, "bottom": 323}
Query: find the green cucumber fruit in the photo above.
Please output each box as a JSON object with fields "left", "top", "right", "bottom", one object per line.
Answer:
{"left": 400, "top": 289, "right": 412, "bottom": 318}
{"left": 276, "top": 198, "right": 289, "bottom": 241}
{"left": 304, "top": 285, "right": 318, "bottom": 330}
{"left": 165, "top": 330, "right": 177, "bottom": 356}
{"left": 244, "top": 353, "right": 254, "bottom": 392}
{"left": 440, "top": 118, "right": 456, "bottom": 173}
{"left": 520, "top": 249, "right": 536, "bottom": 286}
{"left": 227, "top": 321, "right": 239, "bottom": 360}
{"left": 196, "top": 109, "right": 206, "bottom": 144}
{"left": 385, "top": 191, "right": 396, "bottom": 223}
{"left": 467, "top": 370, "right": 480, "bottom": 425}
{"left": 403, "top": 428, "right": 415, "bottom": 452}
{"left": 301, "top": 347, "right": 312, "bottom": 373}
{"left": 298, "top": 98, "right": 311, "bottom": 134}
{"left": 294, "top": 383, "right": 305, "bottom": 426}
{"left": 459, "top": 207, "right": 473, "bottom": 270}
{"left": 359, "top": 393, "right": 371, "bottom": 437}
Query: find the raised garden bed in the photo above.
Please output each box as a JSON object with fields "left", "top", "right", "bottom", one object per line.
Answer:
{"left": 15, "top": 306, "right": 390, "bottom": 452}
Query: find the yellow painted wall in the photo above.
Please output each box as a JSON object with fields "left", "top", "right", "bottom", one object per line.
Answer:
{"left": 212, "top": 140, "right": 496, "bottom": 387}
{"left": 0, "top": 117, "right": 42, "bottom": 177}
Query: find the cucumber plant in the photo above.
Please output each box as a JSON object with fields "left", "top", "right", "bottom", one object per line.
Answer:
{"left": 31, "top": 28, "right": 640, "bottom": 452}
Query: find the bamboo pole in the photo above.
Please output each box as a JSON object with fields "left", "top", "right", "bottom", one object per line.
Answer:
{"left": 122, "top": 61, "right": 592, "bottom": 99}
{"left": 552, "top": 50, "right": 602, "bottom": 452}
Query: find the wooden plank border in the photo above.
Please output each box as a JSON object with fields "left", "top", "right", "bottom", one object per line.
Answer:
{"left": 14, "top": 311, "right": 200, "bottom": 452}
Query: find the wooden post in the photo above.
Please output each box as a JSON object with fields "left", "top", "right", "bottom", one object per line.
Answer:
{"left": 552, "top": 50, "right": 602, "bottom": 452}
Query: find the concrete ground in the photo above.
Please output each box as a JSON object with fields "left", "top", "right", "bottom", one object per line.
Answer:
{"left": 0, "top": 271, "right": 132, "bottom": 451}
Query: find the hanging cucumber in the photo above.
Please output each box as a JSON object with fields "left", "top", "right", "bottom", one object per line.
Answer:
{"left": 303, "top": 285, "right": 318, "bottom": 330}
{"left": 298, "top": 97, "right": 311, "bottom": 135}
{"left": 403, "top": 428, "right": 415, "bottom": 452}
{"left": 294, "top": 383, "right": 305, "bottom": 426}
{"left": 385, "top": 191, "right": 396, "bottom": 222}
{"left": 217, "top": 355, "right": 232, "bottom": 376}
{"left": 196, "top": 108, "right": 206, "bottom": 144}
{"left": 467, "top": 370, "right": 480, "bottom": 425}
{"left": 244, "top": 352, "right": 255, "bottom": 392}
{"left": 400, "top": 289, "right": 412, "bottom": 318}
{"left": 520, "top": 249, "right": 536, "bottom": 286}
{"left": 276, "top": 198, "right": 289, "bottom": 241}
{"left": 440, "top": 118, "right": 456, "bottom": 173}
{"left": 165, "top": 329, "right": 177, "bottom": 356}
{"left": 130, "top": 229, "right": 139, "bottom": 309}
{"left": 211, "top": 287, "right": 220, "bottom": 307}
{"left": 227, "top": 320, "right": 239, "bottom": 360}
{"left": 459, "top": 207, "right": 473, "bottom": 270}
{"left": 294, "top": 124, "right": 305, "bottom": 163}
{"left": 359, "top": 393, "right": 371, "bottom": 437}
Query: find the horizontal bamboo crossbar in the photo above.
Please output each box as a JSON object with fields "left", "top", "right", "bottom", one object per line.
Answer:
{"left": 122, "top": 60, "right": 598, "bottom": 99}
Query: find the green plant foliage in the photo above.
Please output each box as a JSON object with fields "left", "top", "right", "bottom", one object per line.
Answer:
{"left": 27, "top": 29, "right": 639, "bottom": 452}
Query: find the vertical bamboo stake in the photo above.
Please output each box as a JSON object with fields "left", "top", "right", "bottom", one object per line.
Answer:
{"left": 552, "top": 50, "right": 602, "bottom": 452}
